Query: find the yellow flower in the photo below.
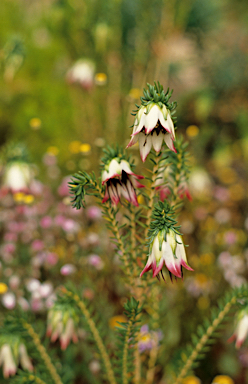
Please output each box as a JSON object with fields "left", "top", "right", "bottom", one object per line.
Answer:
{"left": 80, "top": 143, "right": 91, "bottom": 153}
{"left": 29, "top": 117, "right": 41, "bottom": 130}
{"left": 95, "top": 73, "right": 107, "bottom": 85}
{"left": 109, "top": 315, "right": 127, "bottom": 329}
{"left": 211, "top": 375, "right": 234, "bottom": 384}
{"left": 13, "top": 192, "right": 25, "bottom": 203}
{"left": 47, "top": 146, "right": 59, "bottom": 156}
{"left": 186, "top": 125, "right": 199, "bottom": 138}
{"left": 23, "top": 194, "right": 34, "bottom": 204}
{"left": 0, "top": 283, "right": 8, "bottom": 294}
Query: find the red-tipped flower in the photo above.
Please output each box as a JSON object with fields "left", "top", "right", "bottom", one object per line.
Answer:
{"left": 102, "top": 158, "right": 144, "bottom": 206}
{"left": 140, "top": 229, "right": 193, "bottom": 279}
{"left": 127, "top": 104, "right": 176, "bottom": 162}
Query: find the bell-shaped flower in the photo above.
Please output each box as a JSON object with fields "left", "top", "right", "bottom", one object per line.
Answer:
{"left": 102, "top": 158, "right": 144, "bottom": 206}
{"left": 0, "top": 344, "right": 17, "bottom": 378}
{"left": 127, "top": 104, "right": 176, "bottom": 162}
{"left": 228, "top": 310, "right": 248, "bottom": 348}
{"left": 0, "top": 339, "right": 33, "bottom": 378}
{"left": 46, "top": 306, "right": 80, "bottom": 350}
{"left": 140, "top": 229, "right": 193, "bottom": 279}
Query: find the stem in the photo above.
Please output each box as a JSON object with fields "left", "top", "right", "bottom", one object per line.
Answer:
{"left": 174, "top": 296, "right": 237, "bottom": 384}
{"left": 91, "top": 180, "right": 131, "bottom": 278}
{"left": 145, "top": 334, "right": 159, "bottom": 384}
{"left": 144, "top": 152, "right": 161, "bottom": 239}
{"left": 133, "top": 342, "right": 141, "bottom": 384}
{"left": 27, "top": 374, "right": 47, "bottom": 384}
{"left": 105, "top": 203, "right": 131, "bottom": 278}
{"left": 21, "top": 321, "right": 63, "bottom": 384}
{"left": 122, "top": 314, "right": 135, "bottom": 384}
{"left": 63, "top": 289, "right": 117, "bottom": 384}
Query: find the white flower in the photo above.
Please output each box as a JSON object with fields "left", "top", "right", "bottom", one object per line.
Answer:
{"left": 127, "top": 104, "right": 176, "bottom": 162}
{"left": 3, "top": 162, "right": 31, "bottom": 192}
{"left": 19, "top": 344, "right": 33, "bottom": 372}
{"left": 47, "top": 308, "right": 79, "bottom": 350}
{"left": 140, "top": 230, "right": 193, "bottom": 279}
{"left": 102, "top": 158, "right": 144, "bottom": 206}
{"left": 0, "top": 344, "right": 16, "bottom": 378}
{"left": 66, "top": 59, "right": 95, "bottom": 90}
{"left": 228, "top": 311, "right": 248, "bottom": 348}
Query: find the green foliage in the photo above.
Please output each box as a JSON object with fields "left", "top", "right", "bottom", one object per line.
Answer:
{"left": 68, "top": 171, "right": 100, "bottom": 209}
{"left": 113, "top": 297, "right": 141, "bottom": 384}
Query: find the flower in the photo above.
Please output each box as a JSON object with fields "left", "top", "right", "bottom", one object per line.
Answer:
{"left": 140, "top": 229, "right": 193, "bottom": 279}
{"left": 3, "top": 162, "right": 32, "bottom": 192}
{"left": 102, "top": 158, "right": 144, "bottom": 206}
{"left": 0, "top": 338, "right": 33, "bottom": 378}
{"left": 0, "top": 344, "right": 16, "bottom": 378}
{"left": 46, "top": 306, "right": 80, "bottom": 350}
{"left": 127, "top": 103, "right": 176, "bottom": 162}
{"left": 66, "top": 59, "right": 95, "bottom": 90}
{"left": 228, "top": 310, "right": 248, "bottom": 348}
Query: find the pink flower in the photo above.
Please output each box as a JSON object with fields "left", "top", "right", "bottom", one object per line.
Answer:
{"left": 86, "top": 206, "right": 102, "bottom": 220}
{"left": 40, "top": 216, "right": 53, "bottom": 228}
{"left": 60, "top": 264, "right": 76, "bottom": 276}
{"left": 102, "top": 158, "right": 144, "bottom": 206}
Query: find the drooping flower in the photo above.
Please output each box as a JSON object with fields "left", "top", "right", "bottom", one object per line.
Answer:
{"left": 127, "top": 82, "right": 177, "bottom": 162}
{"left": 46, "top": 305, "right": 80, "bottom": 350}
{"left": 140, "top": 201, "right": 193, "bottom": 280}
{"left": 0, "top": 336, "right": 33, "bottom": 378}
{"left": 66, "top": 59, "right": 95, "bottom": 90}
{"left": 102, "top": 157, "right": 144, "bottom": 206}
{"left": 140, "top": 230, "right": 193, "bottom": 279}
{"left": 228, "top": 309, "right": 248, "bottom": 348}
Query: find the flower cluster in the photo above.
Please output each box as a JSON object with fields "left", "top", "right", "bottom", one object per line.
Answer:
{"left": 0, "top": 335, "right": 33, "bottom": 378}
{"left": 140, "top": 201, "right": 193, "bottom": 280}
{"left": 228, "top": 309, "right": 248, "bottom": 349}
{"left": 101, "top": 149, "right": 144, "bottom": 206}
{"left": 46, "top": 303, "right": 80, "bottom": 350}
{"left": 127, "top": 82, "right": 177, "bottom": 161}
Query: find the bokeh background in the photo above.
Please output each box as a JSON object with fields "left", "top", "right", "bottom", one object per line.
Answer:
{"left": 1, "top": 0, "right": 248, "bottom": 383}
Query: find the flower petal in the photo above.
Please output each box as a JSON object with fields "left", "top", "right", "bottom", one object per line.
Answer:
{"left": 145, "top": 105, "right": 160, "bottom": 134}
{"left": 139, "top": 134, "right": 152, "bottom": 162}
{"left": 164, "top": 133, "right": 176, "bottom": 153}
{"left": 152, "top": 132, "right": 164, "bottom": 152}
{"left": 162, "top": 241, "right": 181, "bottom": 278}
{"left": 126, "top": 133, "right": 139, "bottom": 148}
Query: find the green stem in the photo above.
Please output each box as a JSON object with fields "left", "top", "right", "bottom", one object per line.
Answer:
{"left": 63, "top": 289, "right": 117, "bottom": 384}
{"left": 21, "top": 321, "right": 63, "bottom": 384}
{"left": 144, "top": 152, "right": 161, "bottom": 240}
{"left": 145, "top": 333, "right": 159, "bottom": 384}
{"left": 174, "top": 296, "right": 237, "bottom": 384}
{"left": 26, "top": 374, "right": 47, "bottom": 384}
{"left": 91, "top": 180, "right": 131, "bottom": 278}
{"left": 133, "top": 342, "right": 141, "bottom": 384}
{"left": 122, "top": 314, "right": 135, "bottom": 384}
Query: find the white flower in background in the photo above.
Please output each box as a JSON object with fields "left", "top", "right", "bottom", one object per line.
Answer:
{"left": 3, "top": 162, "right": 32, "bottom": 192}
{"left": 127, "top": 104, "right": 176, "bottom": 162}
{"left": 66, "top": 59, "right": 95, "bottom": 90}
{"left": 102, "top": 158, "right": 144, "bottom": 206}
{"left": 228, "top": 310, "right": 248, "bottom": 348}
{"left": 46, "top": 306, "right": 80, "bottom": 350}
{"left": 0, "top": 344, "right": 16, "bottom": 378}
{"left": 0, "top": 339, "right": 33, "bottom": 378}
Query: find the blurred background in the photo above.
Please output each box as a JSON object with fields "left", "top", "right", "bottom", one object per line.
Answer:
{"left": 0, "top": 0, "right": 248, "bottom": 383}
